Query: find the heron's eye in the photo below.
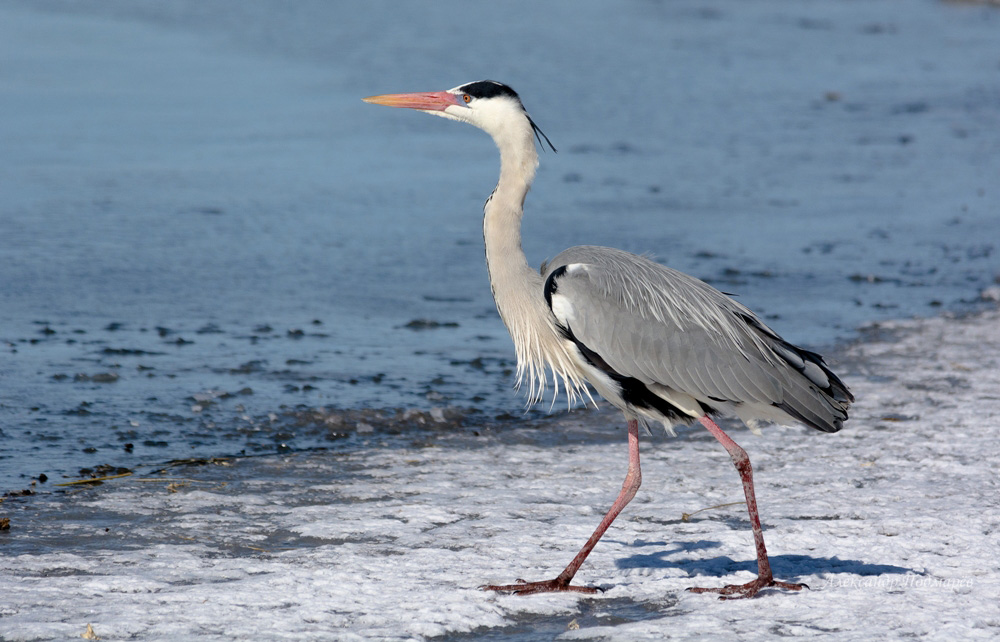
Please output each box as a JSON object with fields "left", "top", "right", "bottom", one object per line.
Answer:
{"left": 462, "top": 94, "right": 472, "bottom": 104}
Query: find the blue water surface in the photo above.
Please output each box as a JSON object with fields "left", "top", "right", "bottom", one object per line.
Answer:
{"left": 1, "top": 0, "right": 998, "bottom": 488}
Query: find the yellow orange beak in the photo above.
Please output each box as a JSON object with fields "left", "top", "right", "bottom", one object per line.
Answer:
{"left": 363, "top": 91, "right": 464, "bottom": 112}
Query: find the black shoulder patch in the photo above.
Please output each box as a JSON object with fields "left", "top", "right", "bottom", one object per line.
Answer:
{"left": 543, "top": 265, "right": 567, "bottom": 310}
{"left": 458, "top": 80, "right": 520, "bottom": 101}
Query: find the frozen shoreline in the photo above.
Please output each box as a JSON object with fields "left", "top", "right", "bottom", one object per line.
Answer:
{"left": 2, "top": 307, "right": 998, "bottom": 640}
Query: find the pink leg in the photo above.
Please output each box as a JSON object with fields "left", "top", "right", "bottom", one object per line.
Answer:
{"left": 482, "top": 419, "right": 642, "bottom": 595}
{"left": 688, "top": 415, "right": 807, "bottom": 599}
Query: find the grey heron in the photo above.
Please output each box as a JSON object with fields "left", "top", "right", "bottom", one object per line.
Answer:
{"left": 364, "top": 80, "right": 853, "bottom": 599}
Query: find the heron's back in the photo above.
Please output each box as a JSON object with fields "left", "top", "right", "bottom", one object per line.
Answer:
{"left": 542, "top": 246, "right": 853, "bottom": 433}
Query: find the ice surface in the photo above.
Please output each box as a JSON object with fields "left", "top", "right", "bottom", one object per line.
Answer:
{"left": 2, "top": 309, "right": 999, "bottom": 640}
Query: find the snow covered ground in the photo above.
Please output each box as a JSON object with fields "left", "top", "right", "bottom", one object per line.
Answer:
{"left": 2, "top": 308, "right": 998, "bottom": 640}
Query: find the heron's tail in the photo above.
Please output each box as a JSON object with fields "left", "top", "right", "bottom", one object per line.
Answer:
{"left": 772, "top": 340, "right": 853, "bottom": 433}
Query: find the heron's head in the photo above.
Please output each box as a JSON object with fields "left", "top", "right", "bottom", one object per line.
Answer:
{"left": 364, "top": 80, "right": 554, "bottom": 152}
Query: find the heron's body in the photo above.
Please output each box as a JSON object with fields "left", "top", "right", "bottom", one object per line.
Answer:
{"left": 548, "top": 245, "right": 846, "bottom": 434}
{"left": 364, "top": 80, "right": 852, "bottom": 599}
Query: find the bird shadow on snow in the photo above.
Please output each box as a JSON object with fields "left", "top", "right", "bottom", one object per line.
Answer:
{"left": 614, "top": 539, "right": 917, "bottom": 580}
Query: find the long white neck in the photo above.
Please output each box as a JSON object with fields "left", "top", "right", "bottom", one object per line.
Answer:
{"left": 483, "top": 123, "right": 539, "bottom": 307}
{"left": 482, "top": 119, "right": 588, "bottom": 405}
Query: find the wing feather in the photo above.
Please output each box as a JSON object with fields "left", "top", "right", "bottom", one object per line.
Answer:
{"left": 543, "top": 246, "right": 851, "bottom": 432}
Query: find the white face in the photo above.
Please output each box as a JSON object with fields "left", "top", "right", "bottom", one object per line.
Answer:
{"left": 436, "top": 84, "right": 526, "bottom": 133}
{"left": 364, "top": 81, "right": 546, "bottom": 149}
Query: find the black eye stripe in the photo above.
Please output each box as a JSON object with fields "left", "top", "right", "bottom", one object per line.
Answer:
{"left": 455, "top": 81, "right": 556, "bottom": 153}
{"left": 458, "top": 80, "right": 520, "bottom": 101}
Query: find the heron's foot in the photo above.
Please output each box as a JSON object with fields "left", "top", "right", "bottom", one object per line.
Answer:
{"left": 481, "top": 577, "right": 602, "bottom": 595}
{"left": 687, "top": 576, "right": 808, "bottom": 600}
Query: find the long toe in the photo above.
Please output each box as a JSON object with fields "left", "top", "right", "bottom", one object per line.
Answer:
{"left": 687, "top": 577, "right": 808, "bottom": 600}
{"left": 481, "top": 578, "right": 601, "bottom": 595}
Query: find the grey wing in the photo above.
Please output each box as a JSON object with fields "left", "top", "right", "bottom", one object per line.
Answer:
{"left": 543, "top": 246, "right": 852, "bottom": 433}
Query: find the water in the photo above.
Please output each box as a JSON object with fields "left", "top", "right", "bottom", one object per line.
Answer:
{"left": 3, "top": 0, "right": 997, "bottom": 490}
